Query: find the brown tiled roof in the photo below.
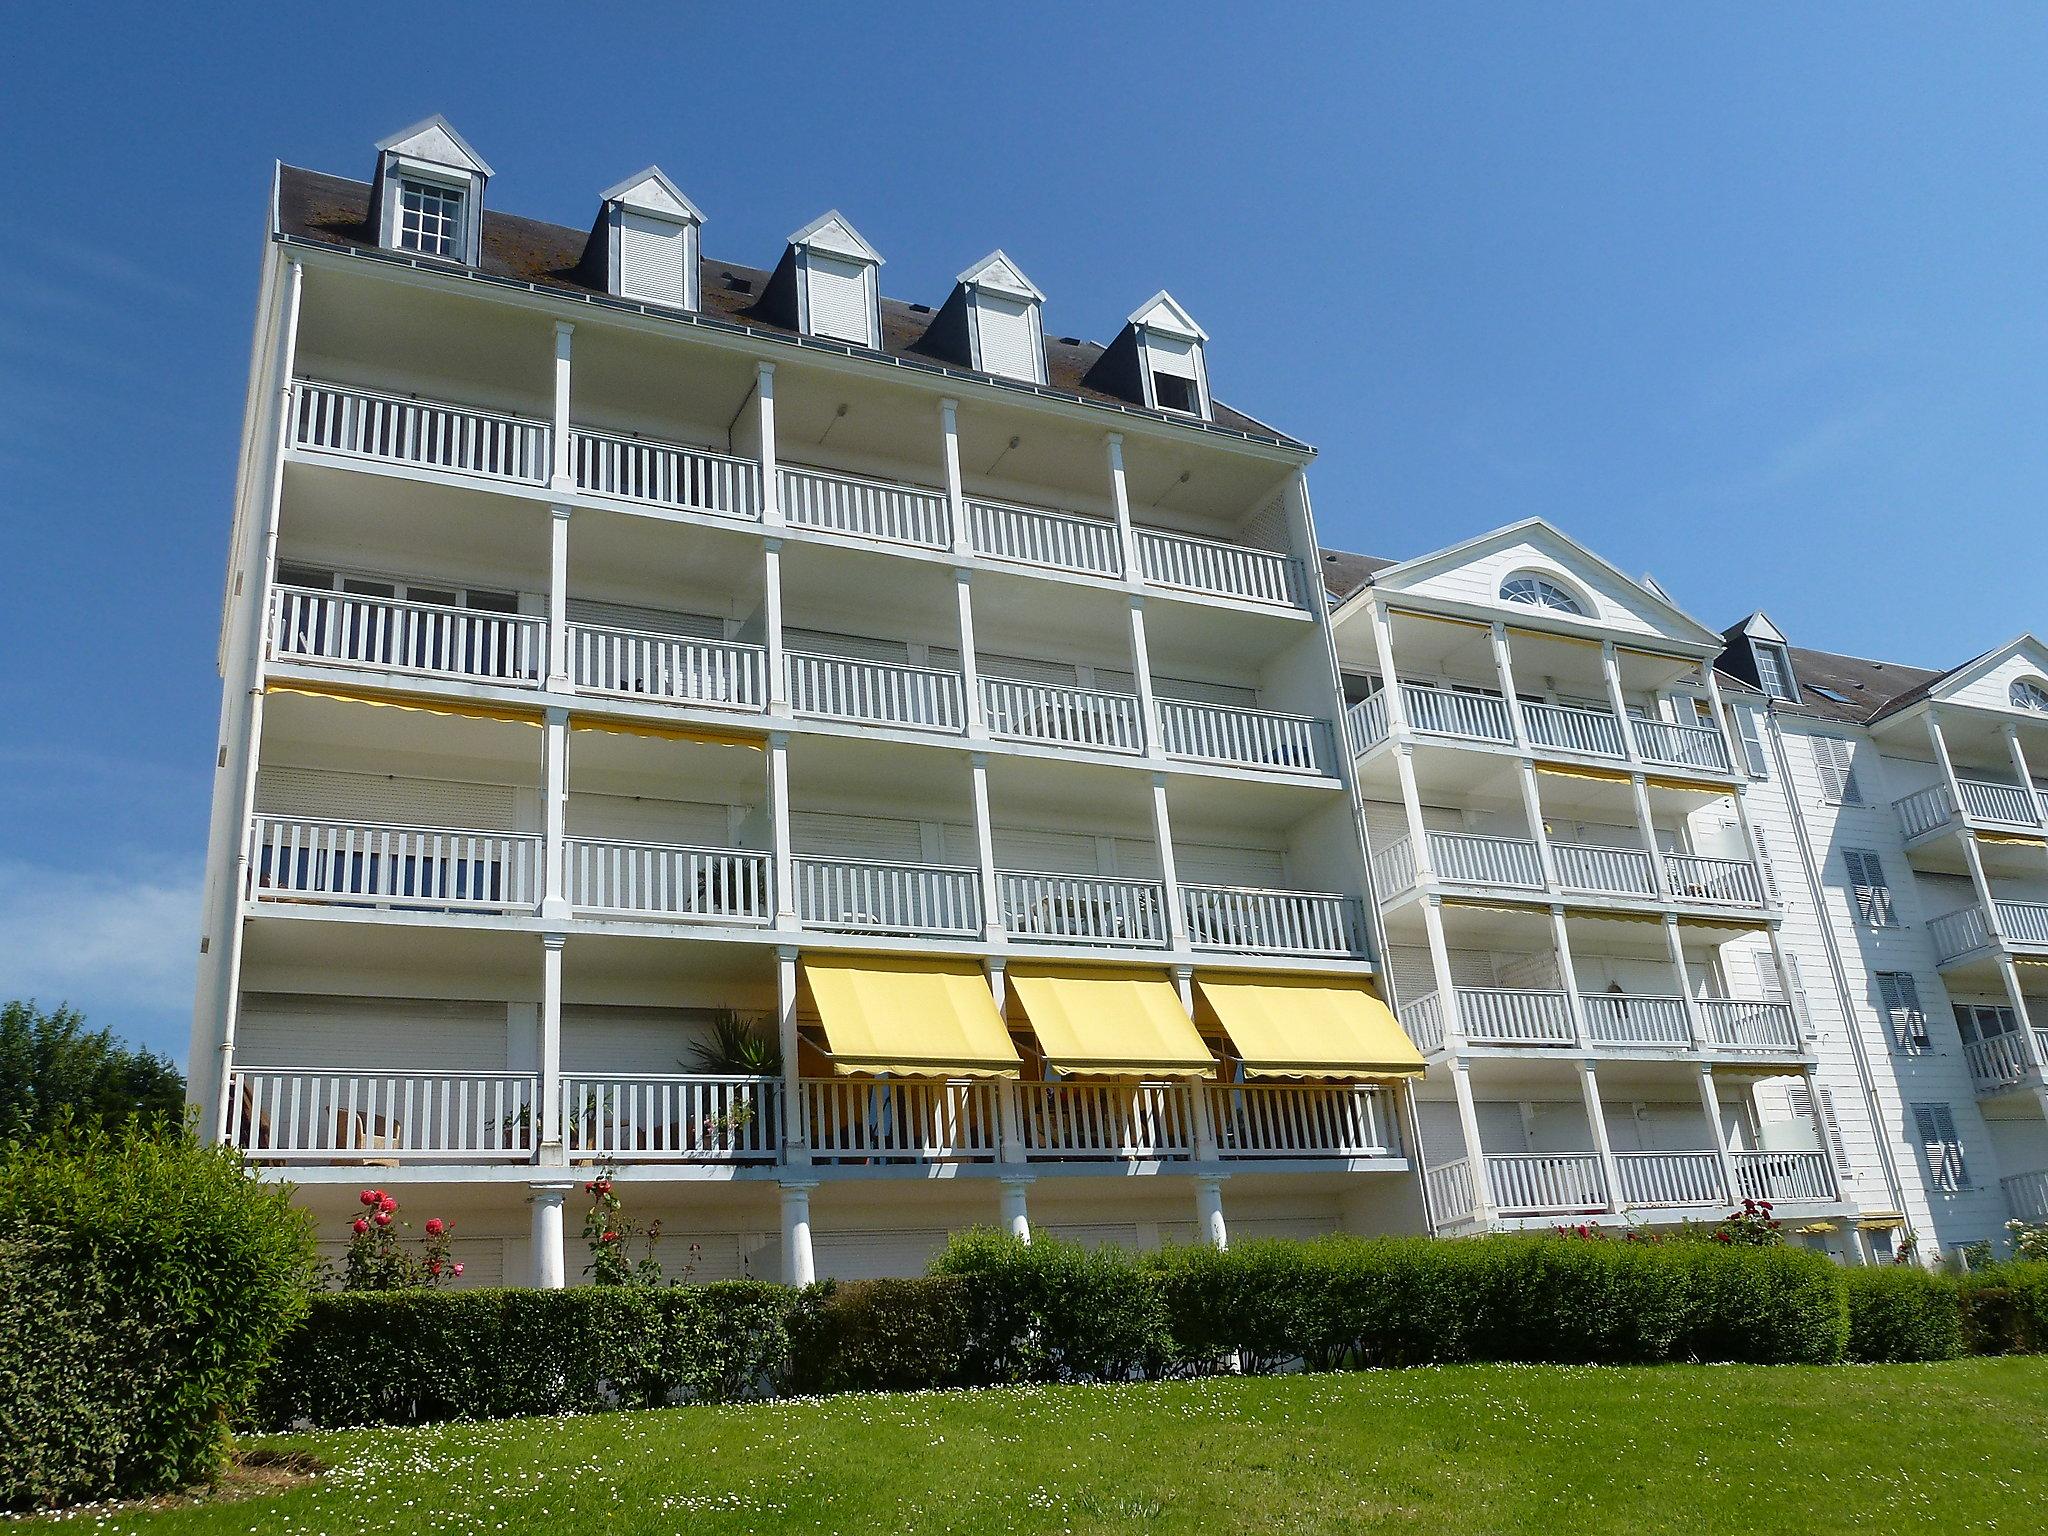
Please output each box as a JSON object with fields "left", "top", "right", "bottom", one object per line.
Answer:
{"left": 1317, "top": 548, "right": 1398, "bottom": 600}
{"left": 274, "top": 166, "right": 1303, "bottom": 448}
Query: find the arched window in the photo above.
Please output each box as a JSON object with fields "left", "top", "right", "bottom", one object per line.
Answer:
{"left": 2011, "top": 678, "right": 2048, "bottom": 713}
{"left": 1499, "top": 572, "right": 1586, "bottom": 615}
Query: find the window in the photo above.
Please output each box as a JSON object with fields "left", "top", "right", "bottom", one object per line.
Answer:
{"left": 1151, "top": 371, "right": 1198, "bottom": 414}
{"left": 1498, "top": 573, "right": 1586, "bottom": 614}
{"left": 1876, "top": 973, "right": 1930, "bottom": 1053}
{"left": 1811, "top": 736, "right": 1863, "bottom": 804}
{"left": 397, "top": 179, "right": 464, "bottom": 257}
{"left": 1843, "top": 849, "right": 1895, "bottom": 926}
{"left": 1752, "top": 642, "right": 1798, "bottom": 702}
{"left": 2011, "top": 678, "right": 2048, "bottom": 713}
{"left": 1952, "top": 1003, "right": 2018, "bottom": 1044}
{"left": 1911, "top": 1103, "right": 1968, "bottom": 1191}
{"left": 1735, "top": 705, "right": 1771, "bottom": 778}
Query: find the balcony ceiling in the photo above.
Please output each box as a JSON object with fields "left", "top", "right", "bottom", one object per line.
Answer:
{"left": 282, "top": 461, "right": 550, "bottom": 582}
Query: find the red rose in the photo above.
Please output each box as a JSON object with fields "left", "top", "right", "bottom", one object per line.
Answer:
{"left": 425, "top": 1218, "right": 444, "bottom": 1236}
{"left": 452, "top": 1263, "right": 464, "bottom": 1277}
{"left": 352, "top": 1217, "right": 369, "bottom": 1236}
{"left": 360, "top": 1190, "right": 376, "bottom": 1206}
{"left": 380, "top": 1194, "right": 398, "bottom": 1213}
{"left": 603, "top": 1230, "right": 618, "bottom": 1243}
{"left": 374, "top": 1210, "right": 392, "bottom": 1227}
{"left": 428, "top": 1261, "right": 442, "bottom": 1276}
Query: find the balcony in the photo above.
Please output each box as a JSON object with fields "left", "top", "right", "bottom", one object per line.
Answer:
{"left": 785, "top": 651, "right": 967, "bottom": 733}
{"left": 565, "top": 840, "right": 772, "bottom": 924}
{"left": 1370, "top": 831, "right": 1545, "bottom": 899}
{"left": 1582, "top": 993, "right": 1693, "bottom": 1049}
{"left": 792, "top": 856, "right": 983, "bottom": 938}
{"left": 1554, "top": 842, "right": 1657, "bottom": 898}
{"left": 1208, "top": 1082, "right": 1399, "bottom": 1158}
{"left": 225, "top": 1067, "right": 541, "bottom": 1162}
{"left": 2004, "top": 1169, "right": 2048, "bottom": 1223}
{"left": 1896, "top": 778, "right": 2048, "bottom": 842}
{"left": 1524, "top": 701, "right": 1627, "bottom": 759}
{"left": 1482, "top": 1152, "right": 1608, "bottom": 1216}
{"left": 1733, "top": 1149, "right": 1835, "bottom": 1204}
{"left": 1630, "top": 717, "right": 1733, "bottom": 775}
{"left": 1018, "top": 1080, "right": 1194, "bottom": 1162}
{"left": 1426, "top": 1147, "right": 1836, "bottom": 1226}
{"left": 291, "top": 380, "right": 550, "bottom": 485}
{"left": 1615, "top": 1151, "right": 1727, "bottom": 1207}
{"left": 780, "top": 463, "right": 952, "bottom": 550}
{"left": 1697, "top": 999, "right": 1802, "bottom": 1053}
{"left": 1662, "top": 853, "right": 1767, "bottom": 909}
{"left": 998, "top": 870, "right": 1169, "bottom": 947}
{"left": 967, "top": 497, "right": 1122, "bottom": 578}
{"left": 1180, "top": 885, "right": 1363, "bottom": 957}
{"left": 572, "top": 429, "right": 761, "bottom": 521}
{"left": 1156, "top": 699, "right": 1335, "bottom": 776}
{"left": 1134, "top": 527, "right": 1305, "bottom": 608}
{"left": 269, "top": 586, "right": 545, "bottom": 687}
{"left": 570, "top": 625, "right": 767, "bottom": 712}
{"left": 982, "top": 677, "right": 1144, "bottom": 754}
{"left": 1963, "top": 1030, "right": 2047, "bottom": 1094}
{"left": 1397, "top": 989, "right": 1791, "bottom": 1056}
{"left": 249, "top": 815, "right": 540, "bottom": 913}
{"left": 1447, "top": 987, "right": 1578, "bottom": 1047}
{"left": 565, "top": 1075, "right": 781, "bottom": 1162}
{"left": 1931, "top": 900, "right": 2048, "bottom": 965}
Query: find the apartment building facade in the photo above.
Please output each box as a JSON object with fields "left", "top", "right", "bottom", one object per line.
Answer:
{"left": 192, "top": 118, "right": 2042, "bottom": 1285}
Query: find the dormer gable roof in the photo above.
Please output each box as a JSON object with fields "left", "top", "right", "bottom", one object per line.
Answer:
{"left": 601, "top": 166, "right": 701, "bottom": 223}
{"left": 1869, "top": 633, "right": 2048, "bottom": 722}
{"left": 1724, "top": 611, "right": 1789, "bottom": 647}
{"left": 1127, "top": 289, "right": 1207, "bottom": 341}
{"left": 788, "top": 210, "right": 882, "bottom": 264}
{"left": 375, "top": 114, "right": 493, "bottom": 178}
{"left": 957, "top": 249, "right": 1044, "bottom": 302}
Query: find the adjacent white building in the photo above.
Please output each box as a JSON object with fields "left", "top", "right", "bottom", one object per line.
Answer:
{"left": 191, "top": 119, "right": 2043, "bottom": 1284}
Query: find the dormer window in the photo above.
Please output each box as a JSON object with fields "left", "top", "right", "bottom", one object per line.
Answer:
{"left": 954, "top": 251, "right": 1046, "bottom": 384}
{"left": 1152, "top": 371, "right": 1197, "bottom": 413}
{"left": 1499, "top": 572, "right": 1585, "bottom": 615}
{"left": 1127, "top": 292, "right": 1211, "bottom": 419}
{"left": 397, "top": 178, "right": 464, "bottom": 257}
{"left": 595, "top": 168, "right": 703, "bottom": 310}
{"left": 2012, "top": 678, "right": 2048, "bottom": 712}
{"left": 1753, "top": 641, "right": 1799, "bottom": 702}
{"left": 787, "top": 212, "right": 883, "bottom": 348}
{"left": 371, "top": 115, "right": 492, "bottom": 267}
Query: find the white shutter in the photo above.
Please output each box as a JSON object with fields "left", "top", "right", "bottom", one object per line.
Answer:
{"left": 561, "top": 1005, "right": 706, "bottom": 1074}
{"left": 567, "top": 599, "right": 722, "bottom": 640}
{"left": 1146, "top": 330, "right": 1199, "bottom": 380}
{"left": 1912, "top": 1104, "right": 1967, "bottom": 1191}
{"left": 1736, "top": 706, "right": 1770, "bottom": 777}
{"left": 974, "top": 293, "right": 1040, "bottom": 381}
{"left": 1812, "top": 737, "right": 1863, "bottom": 804}
{"left": 978, "top": 652, "right": 1079, "bottom": 686}
{"left": 784, "top": 628, "right": 910, "bottom": 663}
{"left": 805, "top": 254, "right": 873, "bottom": 345}
{"left": 1843, "top": 850, "right": 1894, "bottom": 925}
{"left": 617, "top": 211, "right": 691, "bottom": 307}
{"left": 1154, "top": 674, "right": 1259, "bottom": 708}
{"left": 1875, "top": 973, "right": 1929, "bottom": 1052}
{"left": 568, "top": 793, "right": 732, "bottom": 846}
{"left": 1804, "top": 1086, "right": 1853, "bottom": 1174}
{"left": 1750, "top": 828, "right": 1781, "bottom": 902}
{"left": 255, "top": 767, "right": 519, "bottom": 832}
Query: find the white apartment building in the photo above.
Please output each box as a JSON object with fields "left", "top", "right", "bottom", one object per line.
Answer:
{"left": 192, "top": 118, "right": 2043, "bottom": 1284}
{"left": 190, "top": 119, "right": 1421, "bottom": 1289}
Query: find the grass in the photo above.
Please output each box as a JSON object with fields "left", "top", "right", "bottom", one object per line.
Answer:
{"left": 27, "top": 1359, "right": 2047, "bottom": 1534}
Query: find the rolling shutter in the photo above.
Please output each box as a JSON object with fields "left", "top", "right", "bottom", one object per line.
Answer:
{"left": 235, "top": 995, "right": 507, "bottom": 1071}
{"left": 561, "top": 1005, "right": 707, "bottom": 1075}
{"left": 805, "top": 254, "right": 873, "bottom": 345}
{"left": 255, "top": 767, "right": 518, "bottom": 831}
{"left": 790, "top": 812, "right": 923, "bottom": 862}
{"left": 566, "top": 600, "right": 723, "bottom": 640}
{"left": 617, "top": 212, "right": 691, "bottom": 307}
{"left": 975, "top": 293, "right": 1040, "bottom": 381}
{"left": 568, "top": 793, "right": 733, "bottom": 846}
{"left": 1175, "top": 842, "right": 1286, "bottom": 886}
{"left": 784, "top": 628, "right": 910, "bottom": 663}
{"left": 991, "top": 827, "right": 1099, "bottom": 874}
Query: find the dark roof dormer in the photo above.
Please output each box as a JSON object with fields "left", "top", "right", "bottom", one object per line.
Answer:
{"left": 755, "top": 211, "right": 884, "bottom": 348}
{"left": 369, "top": 115, "right": 491, "bottom": 266}
{"left": 585, "top": 167, "right": 703, "bottom": 309}
{"left": 937, "top": 251, "right": 1048, "bottom": 384}
{"left": 1082, "top": 290, "right": 1212, "bottom": 419}
{"left": 1718, "top": 613, "right": 1802, "bottom": 703}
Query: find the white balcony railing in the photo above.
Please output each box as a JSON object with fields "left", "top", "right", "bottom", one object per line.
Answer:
{"left": 1581, "top": 993, "right": 1692, "bottom": 1049}
{"left": 1428, "top": 831, "right": 1547, "bottom": 889}
{"left": 1019, "top": 1081, "right": 1194, "bottom": 1161}
{"left": 802, "top": 1078, "right": 1002, "bottom": 1163}
{"left": 1965, "top": 1032, "right": 2037, "bottom": 1093}
{"left": 1400, "top": 684, "right": 1516, "bottom": 744}
{"left": 981, "top": 677, "right": 1144, "bottom": 753}
{"left": 1616, "top": 1151, "right": 1727, "bottom": 1207}
{"left": 1399, "top": 993, "right": 1447, "bottom": 1053}
{"left": 1959, "top": 778, "right": 2044, "bottom": 827}
{"left": 1209, "top": 1083, "right": 1398, "bottom": 1159}
{"left": 1133, "top": 527, "right": 1304, "bottom": 607}
{"left": 292, "top": 380, "right": 549, "bottom": 483}
{"left": 1346, "top": 692, "right": 1390, "bottom": 755}
{"left": 1369, "top": 834, "right": 1420, "bottom": 898}
{"left": 779, "top": 464, "right": 951, "bottom": 549}
{"left": 1156, "top": 699, "right": 1333, "bottom": 775}
{"left": 792, "top": 856, "right": 982, "bottom": 938}
{"left": 570, "top": 624, "right": 767, "bottom": 711}
{"left": 1733, "top": 1149, "right": 1835, "bottom": 1204}
{"left": 2004, "top": 1168, "right": 2048, "bottom": 1223}
{"left": 249, "top": 816, "right": 538, "bottom": 912}
{"left": 966, "top": 498, "right": 1123, "bottom": 578}
{"left": 998, "top": 871, "right": 1169, "bottom": 946}
{"left": 225, "top": 1068, "right": 538, "bottom": 1162}
{"left": 270, "top": 587, "right": 544, "bottom": 686}
{"left": 1895, "top": 784, "right": 1958, "bottom": 841}
{"left": 570, "top": 429, "right": 761, "bottom": 520}
{"left": 1930, "top": 906, "right": 1992, "bottom": 964}
{"left": 1180, "top": 885, "right": 1362, "bottom": 956}
{"left": 1998, "top": 899, "right": 2048, "bottom": 947}
{"left": 566, "top": 840, "right": 771, "bottom": 923}
{"left": 1699, "top": 999, "right": 1802, "bottom": 1053}
{"left": 1425, "top": 1157, "right": 1478, "bottom": 1226}
{"left": 1664, "top": 853, "right": 1767, "bottom": 908}
{"left": 563, "top": 1075, "right": 780, "bottom": 1161}
{"left": 1554, "top": 841, "right": 1657, "bottom": 897}
{"left": 1630, "top": 717, "right": 1733, "bottom": 774}
{"left": 1523, "top": 701, "right": 1627, "bottom": 758}
{"left": 786, "top": 651, "right": 966, "bottom": 732}
{"left": 1485, "top": 1153, "right": 1609, "bottom": 1215}
{"left": 1455, "top": 987, "right": 1576, "bottom": 1046}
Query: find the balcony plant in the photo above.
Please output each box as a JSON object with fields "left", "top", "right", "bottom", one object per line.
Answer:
{"left": 684, "top": 1012, "right": 780, "bottom": 1151}
{"left": 2005, "top": 1218, "right": 2048, "bottom": 1263}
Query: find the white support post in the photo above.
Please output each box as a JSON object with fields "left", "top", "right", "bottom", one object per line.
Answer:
{"left": 1514, "top": 760, "right": 1560, "bottom": 889}
{"left": 969, "top": 753, "right": 1004, "bottom": 943}
{"left": 1925, "top": 709, "right": 1968, "bottom": 821}
{"left": 546, "top": 506, "right": 573, "bottom": 692}
{"left": 1696, "top": 1064, "right": 1740, "bottom": 1205}
{"left": 779, "top": 1180, "right": 818, "bottom": 1285}
{"left": 1700, "top": 662, "right": 1740, "bottom": 773}
{"left": 1194, "top": 1175, "right": 1229, "bottom": 1249}
{"left": 1729, "top": 779, "right": 1771, "bottom": 904}
{"left": 1448, "top": 1058, "right": 1495, "bottom": 1221}
{"left": 988, "top": 959, "right": 1028, "bottom": 1163}
{"left": 1664, "top": 915, "right": 1709, "bottom": 1048}
{"left": 540, "top": 933, "right": 566, "bottom": 1163}
{"left": 1420, "top": 896, "right": 1464, "bottom": 1047}
{"left": 1128, "top": 596, "right": 1165, "bottom": 758}
{"left": 1550, "top": 906, "right": 1590, "bottom": 1047}
{"left": 999, "top": 1178, "right": 1033, "bottom": 1243}
{"left": 1105, "top": 432, "right": 1138, "bottom": 580}
{"left": 1489, "top": 622, "right": 1530, "bottom": 749}
{"left": 1150, "top": 772, "right": 1190, "bottom": 949}
{"left": 1368, "top": 602, "right": 1409, "bottom": 734}
{"left": 756, "top": 363, "right": 781, "bottom": 528}
{"left": 529, "top": 1183, "right": 573, "bottom": 1288}
{"left": 955, "top": 570, "right": 986, "bottom": 738}
{"left": 777, "top": 945, "right": 808, "bottom": 1164}
{"left": 1175, "top": 963, "right": 1222, "bottom": 1160}
{"left": 1601, "top": 640, "right": 1639, "bottom": 765}
{"left": 768, "top": 733, "right": 796, "bottom": 931}
{"left": 762, "top": 539, "right": 788, "bottom": 715}
{"left": 541, "top": 707, "right": 570, "bottom": 920}
{"left": 1578, "top": 1059, "right": 1624, "bottom": 1214}
{"left": 2007, "top": 724, "right": 2048, "bottom": 834}
{"left": 940, "top": 397, "right": 971, "bottom": 556}
{"left": 550, "top": 322, "right": 574, "bottom": 494}
{"left": 1628, "top": 772, "right": 1673, "bottom": 900}
{"left": 1392, "top": 744, "right": 1437, "bottom": 881}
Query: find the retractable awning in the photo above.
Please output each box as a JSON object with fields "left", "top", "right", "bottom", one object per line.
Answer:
{"left": 800, "top": 956, "right": 1020, "bottom": 1078}
{"left": 265, "top": 680, "right": 542, "bottom": 727}
{"left": 1194, "top": 973, "right": 1424, "bottom": 1079}
{"left": 1007, "top": 966, "right": 1215, "bottom": 1078}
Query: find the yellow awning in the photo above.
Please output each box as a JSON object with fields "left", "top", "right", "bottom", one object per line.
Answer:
{"left": 265, "top": 680, "right": 542, "bottom": 727}
{"left": 1536, "top": 762, "right": 1631, "bottom": 784}
{"left": 1856, "top": 1213, "right": 1907, "bottom": 1231}
{"left": 1977, "top": 831, "right": 2047, "bottom": 848}
{"left": 1007, "top": 966, "right": 1215, "bottom": 1078}
{"left": 800, "top": 956, "right": 1020, "bottom": 1078}
{"left": 571, "top": 714, "right": 764, "bottom": 750}
{"left": 1194, "top": 973, "right": 1424, "bottom": 1080}
{"left": 2015, "top": 957, "right": 2048, "bottom": 969}
{"left": 1442, "top": 897, "right": 1550, "bottom": 916}
{"left": 1645, "top": 774, "right": 1724, "bottom": 794}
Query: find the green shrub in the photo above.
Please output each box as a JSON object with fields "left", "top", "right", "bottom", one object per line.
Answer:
{"left": 257, "top": 1282, "right": 793, "bottom": 1429}
{"left": 788, "top": 1277, "right": 973, "bottom": 1394}
{"left": 0, "top": 1123, "right": 315, "bottom": 1509}
{"left": 1843, "top": 1266, "right": 1962, "bottom": 1362}
{"left": 1670, "top": 1243, "right": 1845, "bottom": 1365}
{"left": 930, "top": 1228, "right": 1171, "bottom": 1383}
{"left": 1959, "top": 1262, "right": 2048, "bottom": 1355}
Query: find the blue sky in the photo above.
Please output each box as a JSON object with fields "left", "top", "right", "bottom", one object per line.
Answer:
{"left": 5, "top": 5, "right": 2046, "bottom": 1061}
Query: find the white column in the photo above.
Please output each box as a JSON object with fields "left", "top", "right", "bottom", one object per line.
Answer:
{"left": 1764, "top": 923, "right": 1807, "bottom": 1046}
{"left": 1194, "top": 1175, "right": 1228, "bottom": 1249}
{"left": 1514, "top": 761, "right": 1560, "bottom": 889}
{"left": 1578, "top": 1059, "right": 1624, "bottom": 1213}
{"left": 955, "top": 570, "right": 986, "bottom": 738}
{"left": 1368, "top": 602, "right": 1409, "bottom": 734}
{"left": 1550, "top": 906, "right": 1590, "bottom": 1047}
{"left": 768, "top": 733, "right": 796, "bottom": 931}
{"left": 1800, "top": 1069, "right": 1844, "bottom": 1200}
{"left": 1150, "top": 772, "right": 1190, "bottom": 949}
{"left": 541, "top": 707, "right": 571, "bottom": 920}
{"left": 1729, "top": 781, "right": 1771, "bottom": 903}
{"left": 1448, "top": 1058, "right": 1495, "bottom": 1221}
{"left": 550, "top": 322, "right": 574, "bottom": 493}
{"left": 1700, "top": 663, "right": 1740, "bottom": 774}
{"left": 1600, "top": 640, "right": 1639, "bottom": 765}
{"left": 540, "top": 933, "right": 566, "bottom": 1162}
{"left": 1175, "top": 963, "right": 1221, "bottom": 1161}
{"left": 1128, "top": 596, "right": 1165, "bottom": 757}
{"left": 1998, "top": 954, "right": 2048, "bottom": 1074}
{"left": 777, "top": 946, "right": 808, "bottom": 1164}
{"left": 1105, "top": 432, "right": 1138, "bottom": 580}
{"left": 1696, "top": 1064, "right": 1740, "bottom": 1204}
{"left": 969, "top": 753, "right": 1004, "bottom": 943}
{"left": 546, "top": 506, "right": 573, "bottom": 692}
{"left": 1489, "top": 622, "right": 1530, "bottom": 749}
{"left": 1664, "top": 915, "right": 1709, "bottom": 1048}
{"left": 756, "top": 363, "right": 781, "bottom": 528}
{"left": 999, "top": 1177, "right": 1032, "bottom": 1243}
{"left": 1420, "top": 897, "right": 1464, "bottom": 1047}
{"left": 1391, "top": 745, "right": 1436, "bottom": 880}
{"left": 779, "top": 1180, "right": 818, "bottom": 1285}
{"left": 1925, "top": 709, "right": 1968, "bottom": 819}
{"left": 939, "top": 397, "right": 971, "bottom": 556}
{"left": 529, "top": 1183, "right": 572, "bottom": 1288}
{"left": 762, "top": 538, "right": 788, "bottom": 715}
{"left": 2007, "top": 725, "right": 2048, "bottom": 833}
{"left": 988, "top": 959, "right": 1028, "bottom": 1163}
{"left": 1627, "top": 772, "right": 1673, "bottom": 900}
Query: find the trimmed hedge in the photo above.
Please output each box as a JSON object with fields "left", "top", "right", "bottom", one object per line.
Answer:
{"left": 1843, "top": 1267, "right": 1962, "bottom": 1363}
{"left": 1959, "top": 1262, "right": 2048, "bottom": 1356}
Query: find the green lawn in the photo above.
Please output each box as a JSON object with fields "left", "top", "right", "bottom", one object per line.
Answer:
{"left": 42, "top": 1359, "right": 2048, "bottom": 1535}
